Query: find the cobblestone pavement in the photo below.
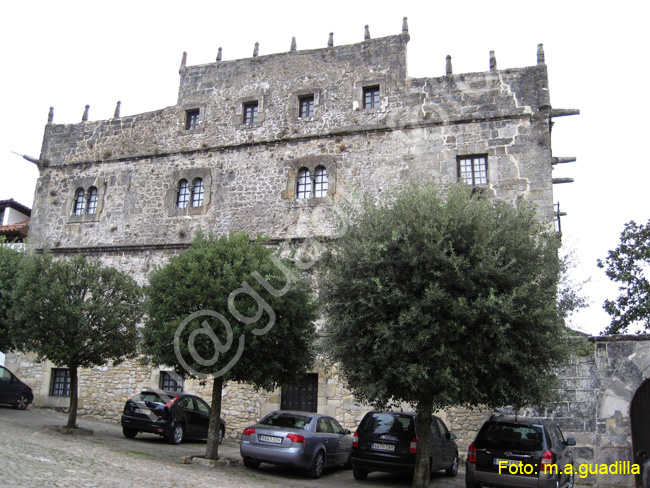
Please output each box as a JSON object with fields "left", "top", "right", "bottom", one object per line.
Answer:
{"left": 0, "top": 406, "right": 466, "bottom": 487}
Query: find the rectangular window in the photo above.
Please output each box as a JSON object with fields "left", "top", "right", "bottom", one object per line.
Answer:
{"left": 50, "top": 368, "right": 71, "bottom": 397}
{"left": 243, "top": 102, "right": 259, "bottom": 125}
{"left": 185, "top": 109, "right": 200, "bottom": 130}
{"left": 299, "top": 95, "right": 314, "bottom": 118}
{"left": 458, "top": 155, "right": 488, "bottom": 185}
{"left": 363, "top": 85, "right": 380, "bottom": 109}
{"left": 160, "top": 371, "right": 184, "bottom": 392}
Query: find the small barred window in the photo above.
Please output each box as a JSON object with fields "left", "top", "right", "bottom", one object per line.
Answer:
{"left": 73, "top": 188, "right": 86, "bottom": 215}
{"left": 86, "top": 187, "right": 98, "bottom": 215}
{"left": 314, "top": 166, "right": 328, "bottom": 198}
{"left": 177, "top": 179, "right": 190, "bottom": 208}
{"left": 297, "top": 168, "right": 312, "bottom": 199}
{"left": 191, "top": 178, "right": 204, "bottom": 207}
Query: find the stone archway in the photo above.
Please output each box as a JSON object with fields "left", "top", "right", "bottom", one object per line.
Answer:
{"left": 631, "top": 379, "right": 650, "bottom": 487}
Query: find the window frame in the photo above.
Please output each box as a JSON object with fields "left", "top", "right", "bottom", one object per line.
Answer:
{"left": 191, "top": 178, "right": 204, "bottom": 207}
{"left": 458, "top": 155, "right": 488, "bottom": 186}
{"left": 363, "top": 85, "right": 381, "bottom": 109}
{"left": 160, "top": 371, "right": 184, "bottom": 393}
{"left": 185, "top": 109, "right": 200, "bottom": 130}
{"left": 243, "top": 101, "right": 259, "bottom": 125}
{"left": 86, "top": 186, "right": 98, "bottom": 215}
{"left": 296, "top": 168, "right": 312, "bottom": 199}
{"left": 299, "top": 95, "right": 315, "bottom": 118}
{"left": 73, "top": 188, "right": 86, "bottom": 216}
{"left": 176, "top": 179, "right": 190, "bottom": 208}
{"left": 50, "top": 368, "right": 71, "bottom": 397}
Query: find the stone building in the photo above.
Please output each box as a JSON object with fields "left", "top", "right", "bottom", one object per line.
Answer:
{"left": 14, "top": 16, "right": 634, "bottom": 479}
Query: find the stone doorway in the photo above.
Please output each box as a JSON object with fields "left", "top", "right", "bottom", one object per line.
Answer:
{"left": 281, "top": 373, "right": 318, "bottom": 412}
{"left": 631, "top": 378, "right": 650, "bottom": 487}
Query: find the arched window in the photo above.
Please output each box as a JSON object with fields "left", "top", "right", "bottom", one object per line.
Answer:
{"left": 296, "top": 168, "right": 312, "bottom": 199}
{"left": 73, "top": 188, "right": 86, "bottom": 215}
{"left": 314, "top": 166, "right": 328, "bottom": 198}
{"left": 176, "top": 179, "right": 190, "bottom": 208}
{"left": 191, "top": 178, "right": 204, "bottom": 207}
{"left": 86, "top": 187, "right": 98, "bottom": 215}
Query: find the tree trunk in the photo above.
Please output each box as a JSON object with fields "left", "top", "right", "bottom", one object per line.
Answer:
{"left": 205, "top": 376, "right": 224, "bottom": 460}
{"left": 66, "top": 366, "right": 79, "bottom": 429}
{"left": 412, "top": 400, "right": 433, "bottom": 488}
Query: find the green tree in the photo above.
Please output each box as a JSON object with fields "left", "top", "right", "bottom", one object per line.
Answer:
{"left": 11, "top": 253, "right": 142, "bottom": 428}
{"left": 0, "top": 238, "right": 22, "bottom": 352}
{"left": 141, "top": 232, "right": 316, "bottom": 460}
{"left": 598, "top": 219, "right": 650, "bottom": 334}
{"left": 319, "top": 183, "right": 568, "bottom": 488}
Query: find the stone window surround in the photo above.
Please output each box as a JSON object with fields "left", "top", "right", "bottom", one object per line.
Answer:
{"left": 167, "top": 167, "right": 212, "bottom": 216}
{"left": 291, "top": 88, "right": 322, "bottom": 121}
{"left": 180, "top": 103, "right": 205, "bottom": 133}
{"left": 282, "top": 155, "right": 336, "bottom": 205}
{"left": 236, "top": 93, "right": 266, "bottom": 126}
{"left": 355, "top": 77, "right": 386, "bottom": 111}
{"left": 65, "top": 177, "right": 107, "bottom": 223}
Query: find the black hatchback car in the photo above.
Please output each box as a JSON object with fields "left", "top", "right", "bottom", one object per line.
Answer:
{"left": 120, "top": 391, "right": 225, "bottom": 445}
{"left": 466, "top": 415, "right": 576, "bottom": 488}
{"left": 0, "top": 365, "right": 33, "bottom": 410}
{"left": 352, "top": 411, "right": 459, "bottom": 480}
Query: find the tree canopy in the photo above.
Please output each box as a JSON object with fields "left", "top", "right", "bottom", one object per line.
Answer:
{"left": 141, "top": 232, "right": 317, "bottom": 459}
{"left": 0, "top": 239, "right": 22, "bottom": 352}
{"left": 11, "top": 253, "right": 143, "bottom": 428}
{"left": 598, "top": 219, "right": 650, "bottom": 334}
{"left": 319, "top": 182, "right": 568, "bottom": 488}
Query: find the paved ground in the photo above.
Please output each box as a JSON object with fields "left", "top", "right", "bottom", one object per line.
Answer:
{"left": 0, "top": 406, "right": 466, "bottom": 487}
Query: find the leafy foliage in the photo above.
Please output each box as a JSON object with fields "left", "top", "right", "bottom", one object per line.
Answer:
{"left": 141, "top": 232, "right": 317, "bottom": 459}
{"left": 10, "top": 253, "right": 142, "bottom": 427}
{"left": 598, "top": 219, "right": 650, "bottom": 334}
{"left": 0, "top": 238, "right": 22, "bottom": 352}
{"left": 319, "top": 183, "right": 568, "bottom": 488}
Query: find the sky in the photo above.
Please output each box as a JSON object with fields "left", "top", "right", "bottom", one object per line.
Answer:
{"left": 0, "top": 1, "right": 647, "bottom": 336}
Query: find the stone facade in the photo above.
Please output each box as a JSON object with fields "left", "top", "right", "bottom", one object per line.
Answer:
{"left": 9, "top": 19, "right": 609, "bottom": 480}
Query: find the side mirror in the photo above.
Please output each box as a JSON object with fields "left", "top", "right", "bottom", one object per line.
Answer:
{"left": 449, "top": 434, "right": 457, "bottom": 440}
{"left": 565, "top": 438, "right": 576, "bottom": 446}
{"left": 344, "top": 429, "right": 351, "bottom": 435}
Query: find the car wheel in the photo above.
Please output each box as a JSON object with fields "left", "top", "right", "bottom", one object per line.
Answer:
{"left": 13, "top": 393, "right": 30, "bottom": 410}
{"left": 446, "top": 453, "right": 459, "bottom": 477}
{"left": 243, "top": 457, "right": 260, "bottom": 469}
{"left": 166, "top": 424, "right": 184, "bottom": 445}
{"left": 352, "top": 462, "right": 368, "bottom": 480}
{"left": 218, "top": 426, "right": 225, "bottom": 444}
{"left": 344, "top": 453, "right": 353, "bottom": 469}
{"left": 306, "top": 451, "right": 325, "bottom": 479}
{"left": 122, "top": 427, "right": 138, "bottom": 438}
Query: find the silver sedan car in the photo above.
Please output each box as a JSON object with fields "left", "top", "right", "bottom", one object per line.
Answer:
{"left": 240, "top": 410, "right": 353, "bottom": 478}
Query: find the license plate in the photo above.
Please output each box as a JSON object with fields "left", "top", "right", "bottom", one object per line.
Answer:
{"left": 134, "top": 408, "right": 151, "bottom": 415}
{"left": 494, "top": 458, "right": 521, "bottom": 466}
{"left": 259, "top": 435, "right": 282, "bottom": 444}
{"left": 371, "top": 442, "right": 395, "bottom": 451}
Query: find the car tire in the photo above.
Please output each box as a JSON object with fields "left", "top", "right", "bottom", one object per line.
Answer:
{"left": 344, "top": 453, "right": 353, "bottom": 469}
{"left": 218, "top": 426, "right": 225, "bottom": 444}
{"left": 13, "top": 393, "right": 30, "bottom": 410}
{"left": 166, "top": 424, "right": 184, "bottom": 445}
{"left": 122, "top": 427, "right": 138, "bottom": 438}
{"left": 446, "top": 453, "right": 459, "bottom": 477}
{"left": 243, "top": 457, "right": 261, "bottom": 469}
{"left": 306, "top": 450, "right": 325, "bottom": 479}
{"left": 352, "top": 463, "right": 368, "bottom": 480}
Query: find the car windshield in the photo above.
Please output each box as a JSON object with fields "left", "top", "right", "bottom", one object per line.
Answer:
{"left": 260, "top": 412, "right": 312, "bottom": 430}
{"left": 476, "top": 422, "right": 544, "bottom": 451}
{"left": 359, "top": 413, "right": 415, "bottom": 435}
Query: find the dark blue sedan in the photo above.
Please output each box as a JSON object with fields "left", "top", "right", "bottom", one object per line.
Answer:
{"left": 0, "top": 365, "right": 33, "bottom": 410}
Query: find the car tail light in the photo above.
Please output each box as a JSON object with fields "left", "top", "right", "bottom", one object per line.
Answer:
{"left": 287, "top": 433, "right": 306, "bottom": 443}
{"left": 541, "top": 449, "right": 555, "bottom": 472}
{"left": 353, "top": 431, "right": 359, "bottom": 448}
{"left": 410, "top": 437, "right": 418, "bottom": 454}
{"left": 243, "top": 427, "right": 256, "bottom": 437}
{"left": 467, "top": 442, "right": 477, "bottom": 463}
{"left": 165, "top": 396, "right": 179, "bottom": 407}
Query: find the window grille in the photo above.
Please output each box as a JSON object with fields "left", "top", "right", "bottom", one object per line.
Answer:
{"left": 458, "top": 156, "right": 488, "bottom": 185}
{"left": 176, "top": 179, "right": 190, "bottom": 208}
{"left": 74, "top": 188, "right": 86, "bottom": 215}
{"left": 191, "top": 178, "right": 204, "bottom": 207}
{"left": 160, "top": 371, "right": 184, "bottom": 392}
{"left": 296, "top": 168, "right": 312, "bottom": 199}
{"left": 86, "top": 187, "right": 98, "bottom": 215}
{"left": 314, "top": 166, "right": 328, "bottom": 198}
{"left": 50, "top": 368, "right": 71, "bottom": 397}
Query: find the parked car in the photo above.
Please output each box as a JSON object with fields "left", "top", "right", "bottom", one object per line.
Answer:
{"left": 466, "top": 415, "right": 576, "bottom": 488}
{"left": 240, "top": 410, "right": 353, "bottom": 479}
{"left": 120, "top": 390, "right": 225, "bottom": 445}
{"left": 0, "top": 365, "right": 33, "bottom": 410}
{"left": 351, "top": 411, "right": 458, "bottom": 480}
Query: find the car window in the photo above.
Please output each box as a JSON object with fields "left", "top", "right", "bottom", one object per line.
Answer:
{"left": 328, "top": 417, "right": 346, "bottom": 435}
{"left": 261, "top": 412, "right": 313, "bottom": 430}
{"left": 0, "top": 367, "right": 12, "bottom": 381}
{"left": 435, "top": 417, "right": 450, "bottom": 437}
{"left": 317, "top": 417, "right": 333, "bottom": 433}
{"left": 430, "top": 417, "right": 440, "bottom": 436}
{"left": 132, "top": 392, "right": 167, "bottom": 404}
{"left": 549, "top": 424, "right": 565, "bottom": 448}
{"left": 195, "top": 397, "right": 210, "bottom": 415}
{"left": 359, "top": 413, "right": 414, "bottom": 435}
{"left": 476, "top": 422, "right": 544, "bottom": 452}
{"left": 177, "top": 396, "right": 193, "bottom": 409}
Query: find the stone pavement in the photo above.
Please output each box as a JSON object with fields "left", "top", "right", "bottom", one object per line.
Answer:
{"left": 0, "top": 406, "right": 466, "bottom": 487}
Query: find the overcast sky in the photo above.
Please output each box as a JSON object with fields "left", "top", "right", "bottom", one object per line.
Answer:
{"left": 1, "top": 1, "right": 647, "bottom": 336}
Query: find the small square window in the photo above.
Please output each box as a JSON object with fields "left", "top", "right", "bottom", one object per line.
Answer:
{"left": 458, "top": 155, "right": 488, "bottom": 185}
{"left": 363, "top": 85, "right": 380, "bottom": 109}
{"left": 299, "top": 95, "right": 315, "bottom": 118}
{"left": 50, "top": 368, "right": 71, "bottom": 397}
{"left": 185, "top": 109, "right": 200, "bottom": 130}
{"left": 243, "top": 102, "right": 259, "bottom": 125}
{"left": 160, "top": 371, "right": 184, "bottom": 392}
